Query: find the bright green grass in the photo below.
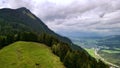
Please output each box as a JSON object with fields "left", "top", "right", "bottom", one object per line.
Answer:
{"left": 0, "top": 41, "right": 65, "bottom": 68}
{"left": 102, "top": 50, "right": 120, "bottom": 54}
{"left": 114, "top": 48, "right": 120, "bottom": 50}
{"left": 85, "top": 48, "right": 96, "bottom": 58}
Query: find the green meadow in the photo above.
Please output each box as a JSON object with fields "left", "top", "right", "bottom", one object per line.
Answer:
{"left": 0, "top": 41, "right": 65, "bottom": 68}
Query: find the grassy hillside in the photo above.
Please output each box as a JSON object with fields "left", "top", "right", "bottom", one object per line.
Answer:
{"left": 0, "top": 41, "right": 65, "bottom": 68}
{"left": 85, "top": 48, "right": 96, "bottom": 58}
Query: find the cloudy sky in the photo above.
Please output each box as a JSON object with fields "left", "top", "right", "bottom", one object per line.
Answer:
{"left": 0, "top": 0, "right": 120, "bottom": 37}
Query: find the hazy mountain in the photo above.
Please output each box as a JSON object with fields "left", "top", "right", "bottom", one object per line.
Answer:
{"left": 98, "top": 35, "right": 120, "bottom": 48}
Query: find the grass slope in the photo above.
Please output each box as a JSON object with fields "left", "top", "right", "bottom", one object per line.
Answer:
{"left": 0, "top": 41, "right": 65, "bottom": 68}
{"left": 85, "top": 48, "right": 96, "bottom": 58}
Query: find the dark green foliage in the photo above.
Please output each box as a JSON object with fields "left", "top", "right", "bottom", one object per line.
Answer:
{"left": 18, "top": 32, "right": 38, "bottom": 42}
{"left": 97, "top": 60, "right": 109, "bottom": 68}
{"left": 52, "top": 43, "right": 109, "bottom": 68}
{"left": 0, "top": 35, "right": 15, "bottom": 48}
{"left": 38, "top": 33, "right": 59, "bottom": 46}
{"left": 52, "top": 43, "right": 71, "bottom": 61}
{"left": 0, "top": 36, "right": 7, "bottom": 48}
{"left": 63, "top": 50, "right": 95, "bottom": 68}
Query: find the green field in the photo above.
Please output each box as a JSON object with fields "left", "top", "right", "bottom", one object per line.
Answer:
{"left": 114, "top": 48, "right": 120, "bottom": 50}
{"left": 98, "top": 49, "right": 120, "bottom": 67}
{"left": 102, "top": 50, "right": 120, "bottom": 54}
{"left": 0, "top": 41, "right": 65, "bottom": 68}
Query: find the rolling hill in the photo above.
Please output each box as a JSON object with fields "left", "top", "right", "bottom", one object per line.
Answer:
{"left": 0, "top": 41, "right": 65, "bottom": 68}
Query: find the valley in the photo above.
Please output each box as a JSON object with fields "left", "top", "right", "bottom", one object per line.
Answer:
{"left": 70, "top": 36, "right": 120, "bottom": 68}
{"left": 85, "top": 48, "right": 120, "bottom": 68}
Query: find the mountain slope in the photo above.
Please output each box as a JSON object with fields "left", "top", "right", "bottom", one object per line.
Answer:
{"left": 0, "top": 7, "right": 109, "bottom": 68}
{"left": 0, "top": 7, "right": 71, "bottom": 45}
{"left": 0, "top": 41, "right": 65, "bottom": 68}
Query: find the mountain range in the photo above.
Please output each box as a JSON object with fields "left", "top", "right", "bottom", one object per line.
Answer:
{"left": 98, "top": 35, "right": 120, "bottom": 48}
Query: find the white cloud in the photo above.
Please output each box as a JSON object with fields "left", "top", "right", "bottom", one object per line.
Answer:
{"left": 0, "top": 0, "right": 120, "bottom": 36}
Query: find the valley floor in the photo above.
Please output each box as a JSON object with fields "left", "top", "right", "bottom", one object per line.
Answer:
{"left": 95, "top": 49, "right": 119, "bottom": 68}
{"left": 85, "top": 48, "right": 120, "bottom": 68}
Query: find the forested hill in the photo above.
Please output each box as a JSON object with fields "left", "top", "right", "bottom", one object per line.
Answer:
{"left": 0, "top": 7, "right": 71, "bottom": 45}
{"left": 0, "top": 7, "right": 109, "bottom": 68}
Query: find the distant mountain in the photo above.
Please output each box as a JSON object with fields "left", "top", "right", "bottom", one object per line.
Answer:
{"left": 98, "top": 35, "right": 120, "bottom": 48}
{"left": 58, "top": 31, "right": 103, "bottom": 39}
{"left": 104, "top": 35, "right": 120, "bottom": 41}
{"left": 0, "top": 7, "right": 109, "bottom": 68}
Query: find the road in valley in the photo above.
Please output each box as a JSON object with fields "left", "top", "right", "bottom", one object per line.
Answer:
{"left": 94, "top": 48, "right": 120, "bottom": 68}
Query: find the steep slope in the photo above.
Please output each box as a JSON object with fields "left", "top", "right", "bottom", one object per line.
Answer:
{"left": 0, "top": 7, "right": 71, "bottom": 45}
{"left": 0, "top": 41, "right": 65, "bottom": 68}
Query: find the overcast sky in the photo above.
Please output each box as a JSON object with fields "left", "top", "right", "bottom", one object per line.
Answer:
{"left": 0, "top": 0, "right": 120, "bottom": 36}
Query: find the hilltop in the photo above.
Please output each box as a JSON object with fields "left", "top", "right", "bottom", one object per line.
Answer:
{"left": 0, "top": 41, "right": 65, "bottom": 68}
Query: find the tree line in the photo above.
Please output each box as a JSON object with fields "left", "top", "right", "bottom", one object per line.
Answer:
{"left": 0, "top": 31, "right": 109, "bottom": 68}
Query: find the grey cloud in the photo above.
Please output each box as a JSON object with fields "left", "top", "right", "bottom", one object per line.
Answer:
{"left": 0, "top": 0, "right": 120, "bottom": 36}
